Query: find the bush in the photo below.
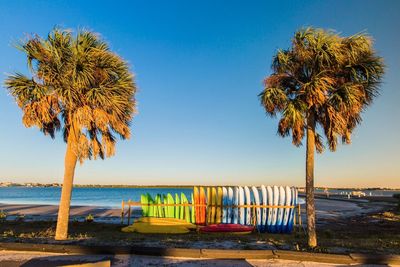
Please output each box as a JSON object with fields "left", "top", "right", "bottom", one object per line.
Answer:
{"left": 0, "top": 210, "right": 7, "bottom": 221}
{"left": 85, "top": 214, "right": 94, "bottom": 223}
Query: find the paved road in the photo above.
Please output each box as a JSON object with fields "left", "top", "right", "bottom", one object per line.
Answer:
{"left": 0, "top": 251, "right": 389, "bottom": 267}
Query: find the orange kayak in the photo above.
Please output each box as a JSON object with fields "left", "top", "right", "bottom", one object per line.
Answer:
{"left": 199, "top": 187, "right": 206, "bottom": 225}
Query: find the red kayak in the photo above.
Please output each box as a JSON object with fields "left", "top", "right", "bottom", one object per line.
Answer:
{"left": 199, "top": 224, "right": 254, "bottom": 233}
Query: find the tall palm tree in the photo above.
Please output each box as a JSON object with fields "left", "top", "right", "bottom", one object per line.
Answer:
{"left": 5, "top": 29, "right": 137, "bottom": 240}
{"left": 259, "top": 28, "right": 384, "bottom": 247}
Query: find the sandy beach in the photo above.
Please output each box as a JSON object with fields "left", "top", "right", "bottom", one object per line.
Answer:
{"left": 0, "top": 203, "right": 122, "bottom": 217}
{"left": 0, "top": 203, "right": 128, "bottom": 224}
{"left": 0, "top": 250, "right": 352, "bottom": 267}
{"left": 0, "top": 198, "right": 398, "bottom": 254}
{"left": 0, "top": 198, "right": 390, "bottom": 225}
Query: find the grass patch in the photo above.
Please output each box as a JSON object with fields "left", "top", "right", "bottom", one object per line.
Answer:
{"left": 0, "top": 209, "right": 399, "bottom": 254}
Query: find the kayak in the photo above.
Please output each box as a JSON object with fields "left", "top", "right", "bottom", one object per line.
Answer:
{"left": 199, "top": 223, "right": 254, "bottom": 233}
{"left": 140, "top": 194, "right": 149, "bottom": 217}
{"left": 216, "top": 187, "right": 223, "bottom": 224}
{"left": 193, "top": 187, "right": 200, "bottom": 224}
{"left": 198, "top": 187, "right": 206, "bottom": 225}
{"left": 122, "top": 217, "right": 196, "bottom": 234}
{"left": 135, "top": 217, "right": 197, "bottom": 229}
{"left": 122, "top": 223, "right": 190, "bottom": 234}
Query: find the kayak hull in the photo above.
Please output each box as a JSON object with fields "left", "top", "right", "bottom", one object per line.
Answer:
{"left": 122, "top": 223, "right": 190, "bottom": 234}
{"left": 122, "top": 217, "right": 196, "bottom": 234}
{"left": 200, "top": 223, "right": 254, "bottom": 233}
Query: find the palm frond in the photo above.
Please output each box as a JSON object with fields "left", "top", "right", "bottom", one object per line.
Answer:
{"left": 5, "top": 28, "right": 137, "bottom": 162}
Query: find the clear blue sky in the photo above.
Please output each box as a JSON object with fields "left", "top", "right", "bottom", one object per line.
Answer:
{"left": 0, "top": 0, "right": 399, "bottom": 187}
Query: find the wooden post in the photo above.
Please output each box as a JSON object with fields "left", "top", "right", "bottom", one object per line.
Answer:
{"left": 127, "top": 199, "right": 131, "bottom": 225}
{"left": 298, "top": 203, "right": 302, "bottom": 227}
{"left": 292, "top": 206, "right": 298, "bottom": 228}
{"left": 252, "top": 204, "right": 256, "bottom": 230}
{"left": 121, "top": 200, "right": 125, "bottom": 225}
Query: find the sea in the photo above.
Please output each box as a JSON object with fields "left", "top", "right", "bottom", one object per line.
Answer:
{"left": 0, "top": 187, "right": 193, "bottom": 208}
{"left": 0, "top": 186, "right": 398, "bottom": 209}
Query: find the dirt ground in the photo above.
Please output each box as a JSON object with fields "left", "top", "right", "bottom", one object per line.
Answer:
{"left": 0, "top": 205, "right": 399, "bottom": 255}
{"left": 0, "top": 251, "right": 353, "bottom": 267}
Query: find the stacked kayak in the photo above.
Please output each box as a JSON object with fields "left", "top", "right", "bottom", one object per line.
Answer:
{"left": 122, "top": 217, "right": 196, "bottom": 234}
{"left": 135, "top": 185, "right": 298, "bottom": 234}
{"left": 140, "top": 192, "right": 194, "bottom": 223}
{"left": 194, "top": 187, "right": 207, "bottom": 225}
{"left": 199, "top": 185, "right": 298, "bottom": 233}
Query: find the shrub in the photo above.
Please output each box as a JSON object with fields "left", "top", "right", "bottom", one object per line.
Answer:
{"left": 0, "top": 210, "right": 7, "bottom": 221}
{"left": 85, "top": 214, "right": 94, "bottom": 223}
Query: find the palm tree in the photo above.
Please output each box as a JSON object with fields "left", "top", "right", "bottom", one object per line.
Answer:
{"left": 5, "top": 29, "right": 137, "bottom": 240}
{"left": 259, "top": 28, "right": 384, "bottom": 247}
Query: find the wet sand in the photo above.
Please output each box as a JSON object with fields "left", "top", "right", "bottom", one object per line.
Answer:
{"left": 313, "top": 198, "right": 385, "bottom": 219}
{"left": 0, "top": 203, "right": 121, "bottom": 217}
{"left": 0, "top": 203, "right": 135, "bottom": 223}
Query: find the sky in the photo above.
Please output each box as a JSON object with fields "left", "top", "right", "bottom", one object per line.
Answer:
{"left": 0, "top": 0, "right": 399, "bottom": 188}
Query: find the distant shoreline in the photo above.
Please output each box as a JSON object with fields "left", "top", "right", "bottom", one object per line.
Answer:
{"left": 0, "top": 183, "right": 399, "bottom": 190}
{"left": 0, "top": 184, "right": 195, "bottom": 189}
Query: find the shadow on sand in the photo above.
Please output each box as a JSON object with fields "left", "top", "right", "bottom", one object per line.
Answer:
{"left": 5, "top": 253, "right": 394, "bottom": 267}
{"left": 9, "top": 254, "right": 261, "bottom": 267}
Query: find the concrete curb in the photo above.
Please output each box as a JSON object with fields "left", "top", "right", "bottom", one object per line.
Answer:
{"left": 273, "top": 250, "right": 354, "bottom": 264}
{"left": 349, "top": 253, "right": 400, "bottom": 265}
{"left": 201, "top": 249, "right": 274, "bottom": 259}
{"left": 0, "top": 242, "right": 399, "bottom": 264}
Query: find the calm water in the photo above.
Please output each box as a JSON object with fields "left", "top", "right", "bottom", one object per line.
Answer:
{"left": 0, "top": 187, "right": 397, "bottom": 208}
{"left": 0, "top": 187, "right": 193, "bottom": 208}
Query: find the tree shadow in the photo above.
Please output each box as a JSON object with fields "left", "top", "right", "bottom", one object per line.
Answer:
{"left": 17, "top": 254, "right": 257, "bottom": 267}
{"left": 19, "top": 254, "right": 113, "bottom": 267}
{"left": 3, "top": 252, "right": 397, "bottom": 266}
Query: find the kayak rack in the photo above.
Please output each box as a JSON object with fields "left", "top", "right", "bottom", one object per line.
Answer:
{"left": 121, "top": 200, "right": 302, "bottom": 231}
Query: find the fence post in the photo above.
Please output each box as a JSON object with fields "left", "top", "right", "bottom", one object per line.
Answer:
{"left": 298, "top": 203, "right": 302, "bottom": 226}
{"left": 121, "top": 200, "right": 125, "bottom": 225}
{"left": 252, "top": 204, "right": 256, "bottom": 230}
{"left": 293, "top": 205, "right": 297, "bottom": 229}
{"left": 127, "top": 199, "right": 131, "bottom": 225}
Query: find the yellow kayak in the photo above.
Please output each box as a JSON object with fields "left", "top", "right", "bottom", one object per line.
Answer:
{"left": 122, "top": 223, "right": 190, "bottom": 234}
{"left": 122, "top": 217, "right": 197, "bottom": 234}
{"left": 211, "top": 187, "right": 217, "bottom": 223}
{"left": 135, "top": 217, "right": 197, "bottom": 229}
{"left": 206, "top": 187, "right": 212, "bottom": 224}
{"left": 216, "top": 187, "right": 223, "bottom": 224}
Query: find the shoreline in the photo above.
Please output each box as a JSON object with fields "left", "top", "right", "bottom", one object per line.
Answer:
{"left": 0, "top": 197, "right": 392, "bottom": 225}
{"left": 0, "top": 203, "right": 141, "bottom": 224}
{"left": 1, "top": 184, "right": 399, "bottom": 190}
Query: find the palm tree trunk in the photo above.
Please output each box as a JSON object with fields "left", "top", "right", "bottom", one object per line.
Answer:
{"left": 306, "top": 111, "right": 317, "bottom": 248}
{"left": 55, "top": 140, "right": 77, "bottom": 240}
